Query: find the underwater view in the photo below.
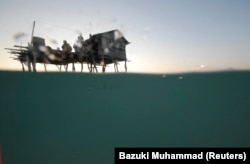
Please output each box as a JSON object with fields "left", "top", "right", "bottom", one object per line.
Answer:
{"left": 0, "top": 71, "right": 249, "bottom": 163}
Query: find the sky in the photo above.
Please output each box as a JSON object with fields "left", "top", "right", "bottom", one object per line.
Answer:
{"left": 0, "top": 0, "right": 249, "bottom": 73}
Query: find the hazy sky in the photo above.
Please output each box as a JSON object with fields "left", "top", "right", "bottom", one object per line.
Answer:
{"left": 0, "top": 0, "right": 249, "bottom": 73}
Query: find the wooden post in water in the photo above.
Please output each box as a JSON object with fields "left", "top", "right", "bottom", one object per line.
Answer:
{"left": 31, "top": 21, "right": 36, "bottom": 72}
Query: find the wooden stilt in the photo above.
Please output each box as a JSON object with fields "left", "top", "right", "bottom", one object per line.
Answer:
{"left": 94, "top": 65, "right": 98, "bottom": 73}
{"left": 79, "top": 54, "right": 84, "bottom": 72}
{"left": 114, "top": 60, "right": 118, "bottom": 72}
{"left": 32, "top": 61, "right": 36, "bottom": 72}
{"left": 125, "top": 60, "right": 127, "bottom": 72}
{"left": 44, "top": 63, "right": 47, "bottom": 72}
{"left": 27, "top": 56, "right": 31, "bottom": 72}
{"left": 81, "top": 63, "right": 83, "bottom": 72}
{"left": 32, "top": 52, "right": 37, "bottom": 72}
{"left": 72, "top": 63, "right": 75, "bottom": 72}
{"left": 102, "top": 65, "right": 106, "bottom": 73}
{"left": 65, "top": 64, "right": 68, "bottom": 72}
{"left": 91, "top": 55, "right": 97, "bottom": 73}
{"left": 116, "top": 63, "right": 119, "bottom": 72}
{"left": 21, "top": 62, "right": 25, "bottom": 72}
{"left": 88, "top": 63, "right": 92, "bottom": 73}
{"left": 101, "top": 59, "right": 105, "bottom": 73}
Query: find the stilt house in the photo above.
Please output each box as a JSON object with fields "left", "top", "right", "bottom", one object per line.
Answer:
{"left": 84, "top": 29, "right": 129, "bottom": 64}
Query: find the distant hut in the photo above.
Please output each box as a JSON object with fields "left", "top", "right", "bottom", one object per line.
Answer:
{"left": 84, "top": 29, "right": 129, "bottom": 72}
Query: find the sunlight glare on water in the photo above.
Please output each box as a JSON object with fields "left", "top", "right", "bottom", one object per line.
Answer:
{"left": 178, "top": 76, "right": 183, "bottom": 80}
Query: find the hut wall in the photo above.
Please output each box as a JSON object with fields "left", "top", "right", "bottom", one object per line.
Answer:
{"left": 32, "top": 36, "right": 45, "bottom": 49}
{"left": 98, "top": 34, "right": 126, "bottom": 60}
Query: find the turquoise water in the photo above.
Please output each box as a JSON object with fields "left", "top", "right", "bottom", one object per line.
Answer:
{"left": 0, "top": 71, "right": 250, "bottom": 163}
